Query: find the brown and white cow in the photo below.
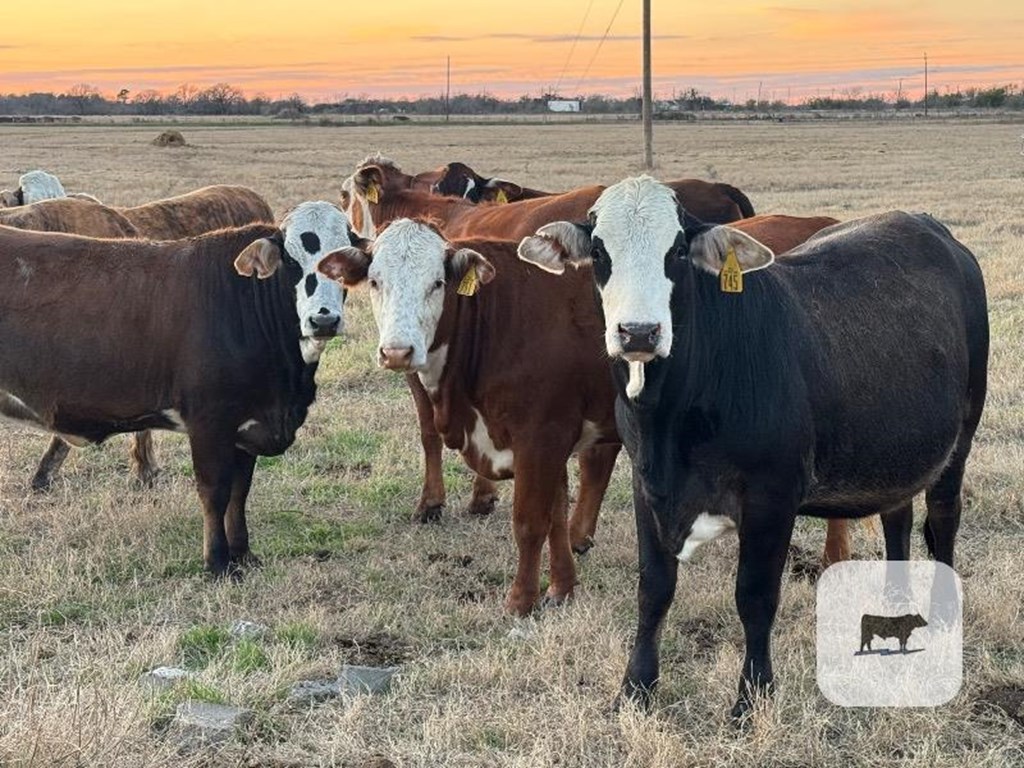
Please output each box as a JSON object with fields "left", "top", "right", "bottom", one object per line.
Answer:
{"left": 117, "top": 185, "right": 274, "bottom": 239}
{"left": 0, "top": 202, "right": 349, "bottom": 572}
{"left": 319, "top": 219, "right": 620, "bottom": 615}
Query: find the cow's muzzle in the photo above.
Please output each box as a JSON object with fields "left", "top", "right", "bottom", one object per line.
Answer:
{"left": 617, "top": 323, "right": 661, "bottom": 362}
{"left": 309, "top": 312, "right": 341, "bottom": 337}
{"left": 379, "top": 346, "right": 414, "bottom": 370}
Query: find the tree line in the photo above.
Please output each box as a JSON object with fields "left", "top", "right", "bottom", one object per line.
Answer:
{"left": 1, "top": 82, "right": 1022, "bottom": 117}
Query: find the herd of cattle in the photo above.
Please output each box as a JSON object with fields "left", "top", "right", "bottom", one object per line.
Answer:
{"left": 0, "top": 159, "right": 987, "bottom": 719}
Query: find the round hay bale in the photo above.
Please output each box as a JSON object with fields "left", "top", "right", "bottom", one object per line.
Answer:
{"left": 152, "top": 130, "right": 186, "bottom": 147}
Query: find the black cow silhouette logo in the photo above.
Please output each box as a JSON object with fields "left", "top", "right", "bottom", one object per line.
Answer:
{"left": 859, "top": 613, "right": 928, "bottom": 654}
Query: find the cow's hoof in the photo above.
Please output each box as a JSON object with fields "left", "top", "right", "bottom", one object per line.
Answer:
{"left": 571, "top": 536, "right": 595, "bottom": 556}
{"left": 414, "top": 504, "right": 444, "bottom": 524}
{"left": 729, "top": 697, "right": 756, "bottom": 725}
{"left": 504, "top": 590, "right": 538, "bottom": 617}
{"left": 613, "top": 685, "right": 654, "bottom": 713}
{"left": 135, "top": 467, "right": 160, "bottom": 489}
{"left": 466, "top": 495, "right": 497, "bottom": 517}
{"left": 230, "top": 551, "right": 262, "bottom": 568}
{"left": 30, "top": 475, "right": 53, "bottom": 493}
{"left": 536, "top": 593, "right": 570, "bottom": 613}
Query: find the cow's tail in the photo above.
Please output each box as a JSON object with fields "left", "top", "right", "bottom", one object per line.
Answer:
{"left": 723, "top": 184, "right": 756, "bottom": 218}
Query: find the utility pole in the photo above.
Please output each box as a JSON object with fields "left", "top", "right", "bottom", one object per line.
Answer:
{"left": 923, "top": 52, "right": 928, "bottom": 117}
{"left": 642, "top": 0, "right": 653, "bottom": 170}
{"left": 445, "top": 56, "right": 451, "bottom": 122}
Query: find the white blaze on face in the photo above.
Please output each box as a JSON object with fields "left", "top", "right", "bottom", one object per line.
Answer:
{"left": 591, "top": 176, "right": 680, "bottom": 359}
{"left": 280, "top": 202, "right": 349, "bottom": 362}
{"left": 365, "top": 219, "right": 449, "bottom": 370}
{"left": 677, "top": 513, "right": 736, "bottom": 562}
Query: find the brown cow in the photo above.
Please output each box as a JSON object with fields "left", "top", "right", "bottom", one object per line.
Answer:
{"left": 0, "top": 198, "right": 152, "bottom": 488}
{"left": 427, "top": 160, "right": 757, "bottom": 221}
{"left": 0, "top": 186, "right": 274, "bottom": 490}
{"left": 339, "top": 155, "right": 447, "bottom": 214}
{"left": 0, "top": 198, "right": 139, "bottom": 239}
{"left": 319, "top": 220, "right": 619, "bottom": 615}
{"left": 0, "top": 202, "right": 349, "bottom": 573}
{"left": 117, "top": 185, "right": 274, "bottom": 239}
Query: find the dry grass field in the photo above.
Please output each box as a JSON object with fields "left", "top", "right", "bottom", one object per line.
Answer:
{"left": 0, "top": 119, "right": 1022, "bottom": 767}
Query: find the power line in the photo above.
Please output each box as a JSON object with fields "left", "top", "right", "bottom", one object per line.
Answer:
{"left": 572, "top": 0, "right": 628, "bottom": 94}
{"left": 554, "top": 0, "right": 596, "bottom": 95}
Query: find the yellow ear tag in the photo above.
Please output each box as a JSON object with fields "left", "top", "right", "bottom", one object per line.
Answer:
{"left": 366, "top": 184, "right": 380, "bottom": 204}
{"left": 720, "top": 247, "right": 743, "bottom": 294}
{"left": 495, "top": 189, "right": 509, "bottom": 205}
{"left": 457, "top": 268, "right": 479, "bottom": 297}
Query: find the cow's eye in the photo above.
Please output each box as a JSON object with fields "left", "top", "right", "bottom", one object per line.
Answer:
{"left": 432, "top": 279, "right": 444, "bottom": 290}
{"left": 591, "top": 243, "right": 607, "bottom": 261}
{"left": 368, "top": 278, "right": 379, "bottom": 290}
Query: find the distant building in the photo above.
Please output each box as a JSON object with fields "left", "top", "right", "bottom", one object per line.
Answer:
{"left": 547, "top": 99, "right": 581, "bottom": 113}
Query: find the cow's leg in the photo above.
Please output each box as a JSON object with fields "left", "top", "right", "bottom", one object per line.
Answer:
{"left": 30, "top": 436, "right": 71, "bottom": 491}
{"left": 923, "top": 461, "right": 966, "bottom": 569}
{"left": 407, "top": 374, "right": 446, "bottom": 523}
{"left": 543, "top": 466, "right": 575, "bottom": 605}
{"left": 569, "top": 443, "right": 621, "bottom": 554}
{"left": 505, "top": 446, "right": 572, "bottom": 616}
{"left": 225, "top": 448, "right": 258, "bottom": 565}
{"left": 466, "top": 473, "right": 500, "bottom": 517}
{"left": 732, "top": 495, "right": 797, "bottom": 720}
{"left": 881, "top": 503, "right": 914, "bottom": 560}
{"left": 822, "top": 519, "right": 851, "bottom": 566}
{"left": 187, "top": 428, "right": 235, "bottom": 576}
{"left": 617, "top": 469, "right": 678, "bottom": 710}
{"left": 129, "top": 430, "right": 160, "bottom": 487}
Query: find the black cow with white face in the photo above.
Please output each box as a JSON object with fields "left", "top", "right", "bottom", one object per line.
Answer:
{"left": 518, "top": 176, "right": 988, "bottom": 719}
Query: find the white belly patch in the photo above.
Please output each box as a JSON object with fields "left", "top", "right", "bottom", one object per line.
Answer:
{"left": 467, "top": 407, "right": 513, "bottom": 475}
{"left": 678, "top": 513, "right": 736, "bottom": 562}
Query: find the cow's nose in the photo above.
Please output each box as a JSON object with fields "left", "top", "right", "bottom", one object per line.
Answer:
{"left": 379, "top": 346, "right": 414, "bottom": 370}
{"left": 310, "top": 312, "right": 341, "bottom": 335}
{"left": 618, "top": 323, "right": 661, "bottom": 355}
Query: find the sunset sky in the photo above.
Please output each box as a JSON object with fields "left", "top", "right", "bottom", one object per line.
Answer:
{"left": 2, "top": 1, "right": 1022, "bottom": 102}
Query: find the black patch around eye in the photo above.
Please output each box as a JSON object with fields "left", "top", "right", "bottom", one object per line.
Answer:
{"left": 590, "top": 235, "right": 611, "bottom": 287}
{"left": 304, "top": 273, "right": 318, "bottom": 297}
{"left": 665, "top": 230, "right": 688, "bottom": 276}
{"left": 300, "top": 231, "right": 321, "bottom": 254}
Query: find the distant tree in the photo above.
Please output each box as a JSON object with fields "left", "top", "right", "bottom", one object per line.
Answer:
{"left": 116, "top": 88, "right": 130, "bottom": 105}
{"left": 66, "top": 83, "right": 101, "bottom": 115}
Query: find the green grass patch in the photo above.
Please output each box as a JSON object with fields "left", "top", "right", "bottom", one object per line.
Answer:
{"left": 179, "top": 625, "right": 231, "bottom": 669}
{"left": 276, "top": 621, "right": 319, "bottom": 650}
{"left": 255, "top": 508, "right": 382, "bottom": 559}
{"left": 39, "top": 600, "right": 92, "bottom": 626}
{"left": 232, "top": 638, "right": 271, "bottom": 673}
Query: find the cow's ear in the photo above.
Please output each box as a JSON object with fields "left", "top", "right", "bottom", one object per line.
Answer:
{"left": 482, "top": 178, "right": 521, "bottom": 205}
{"left": 446, "top": 247, "right": 496, "bottom": 293}
{"left": 317, "top": 246, "right": 372, "bottom": 287}
{"left": 354, "top": 165, "right": 385, "bottom": 203}
{"left": 0, "top": 188, "right": 22, "bottom": 207}
{"left": 688, "top": 225, "right": 774, "bottom": 276}
{"left": 517, "top": 221, "right": 593, "bottom": 275}
{"left": 234, "top": 236, "right": 283, "bottom": 279}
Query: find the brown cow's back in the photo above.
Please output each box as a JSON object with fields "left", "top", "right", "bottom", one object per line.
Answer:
{"left": 0, "top": 198, "right": 139, "bottom": 238}
{"left": 730, "top": 215, "right": 840, "bottom": 254}
{"left": 119, "top": 184, "right": 273, "bottom": 239}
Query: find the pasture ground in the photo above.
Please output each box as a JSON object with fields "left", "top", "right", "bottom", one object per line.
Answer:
{"left": 0, "top": 120, "right": 1022, "bottom": 766}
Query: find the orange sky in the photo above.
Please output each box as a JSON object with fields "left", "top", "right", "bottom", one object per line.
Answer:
{"left": 2, "top": 1, "right": 1022, "bottom": 101}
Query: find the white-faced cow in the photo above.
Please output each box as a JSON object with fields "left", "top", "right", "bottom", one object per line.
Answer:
{"left": 0, "top": 201, "right": 350, "bottom": 573}
{"left": 318, "top": 219, "right": 620, "bottom": 615}
{"left": 0, "top": 170, "right": 68, "bottom": 207}
{"left": 518, "top": 176, "right": 988, "bottom": 719}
